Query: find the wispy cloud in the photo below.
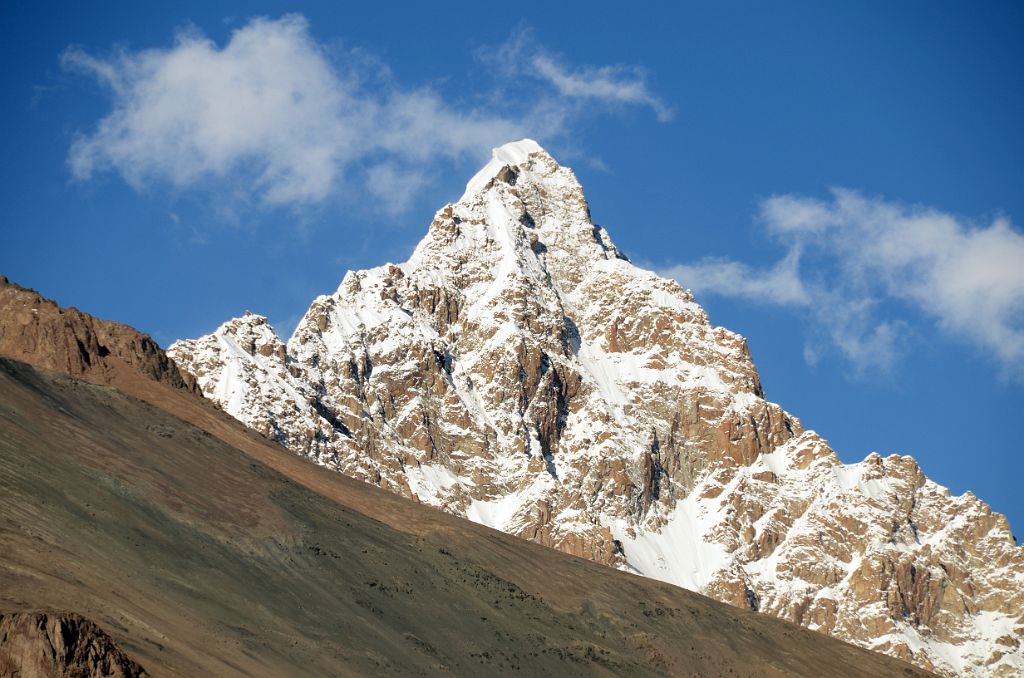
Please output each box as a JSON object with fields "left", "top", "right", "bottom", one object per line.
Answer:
{"left": 662, "top": 190, "right": 1024, "bottom": 378}
{"left": 663, "top": 247, "right": 809, "bottom": 307}
{"left": 62, "top": 15, "right": 671, "bottom": 213}
{"left": 484, "top": 26, "right": 673, "bottom": 122}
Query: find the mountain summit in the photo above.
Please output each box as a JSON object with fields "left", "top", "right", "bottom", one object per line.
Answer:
{"left": 170, "top": 140, "right": 1024, "bottom": 676}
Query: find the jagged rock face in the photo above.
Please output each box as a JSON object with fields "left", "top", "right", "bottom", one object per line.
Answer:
{"left": 169, "top": 140, "right": 1024, "bottom": 676}
{"left": 0, "top": 611, "right": 146, "bottom": 677}
{"left": 0, "top": 277, "right": 199, "bottom": 396}
{"left": 162, "top": 312, "right": 330, "bottom": 447}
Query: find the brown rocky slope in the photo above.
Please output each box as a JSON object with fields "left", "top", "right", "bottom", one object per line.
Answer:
{"left": 0, "top": 276, "right": 198, "bottom": 395}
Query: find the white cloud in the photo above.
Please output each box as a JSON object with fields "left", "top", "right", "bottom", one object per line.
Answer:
{"left": 759, "top": 194, "right": 832, "bottom": 235}
{"left": 63, "top": 16, "right": 671, "bottom": 211}
{"left": 530, "top": 56, "right": 674, "bottom": 122}
{"left": 663, "top": 247, "right": 810, "bottom": 306}
{"left": 64, "top": 16, "right": 360, "bottom": 205}
{"left": 485, "top": 26, "right": 674, "bottom": 122}
{"left": 363, "top": 163, "right": 429, "bottom": 216}
{"left": 663, "top": 189, "right": 1024, "bottom": 377}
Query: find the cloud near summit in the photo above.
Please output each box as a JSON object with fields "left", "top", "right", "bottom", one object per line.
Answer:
{"left": 664, "top": 191, "right": 1024, "bottom": 378}
{"left": 62, "top": 15, "right": 670, "bottom": 211}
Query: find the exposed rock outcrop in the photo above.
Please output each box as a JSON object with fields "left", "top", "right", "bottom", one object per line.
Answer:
{"left": 0, "top": 277, "right": 199, "bottom": 396}
{"left": 0, "top": 612, "right": 146, "bottom": 678}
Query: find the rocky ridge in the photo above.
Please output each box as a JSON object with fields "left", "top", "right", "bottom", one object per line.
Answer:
{"left": 170, "top": 140, "right": 1024, "bottom": 676}
{"left": 0, "top": 277, "right": 199, "bottom": 396}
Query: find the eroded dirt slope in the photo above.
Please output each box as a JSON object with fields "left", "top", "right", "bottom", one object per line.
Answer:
{"left": 0, "top": 357, "right": 934, "bottom": 677}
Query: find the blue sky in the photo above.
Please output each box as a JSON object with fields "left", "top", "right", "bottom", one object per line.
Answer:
{"left": 2, "top": 2, "right": 1023, "bottom": 533}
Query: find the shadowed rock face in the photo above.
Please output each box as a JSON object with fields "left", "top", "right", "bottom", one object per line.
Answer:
{"left": 0, "top": 352, "right": 936, "bottom": 678}
{"left": 0, "top": 612, "right": 146, "bottom": 677}
{"left": 0, "top": 277, "right": 199, "bottom": 396}
{"left": 168, "top": 141, "right": 1024, "bottom": 675}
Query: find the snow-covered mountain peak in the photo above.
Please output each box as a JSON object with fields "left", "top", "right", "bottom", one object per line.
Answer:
{"left": 170, "top": 142, "right": 1024, "bottom": 677}
{"left": 492, "top": 137, "right": 546, "bottom": 166}
{"left": 205, "top": 313, "right": 285, "bottom": 357}
{"left": 461, "top": 138, "right": 548, "bottom": 200}
{"left": 413, "top": 141, "right": 629, "bottom": 305}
